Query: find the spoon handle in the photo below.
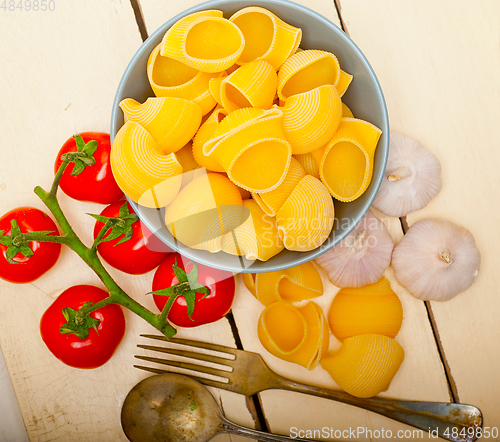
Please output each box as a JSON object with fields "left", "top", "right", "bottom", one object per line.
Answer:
{"left": 274, "top": 375, "right": 482, "bottom": 442}
{"left": 220, "top": 417, "right": 318, "bottom": 442}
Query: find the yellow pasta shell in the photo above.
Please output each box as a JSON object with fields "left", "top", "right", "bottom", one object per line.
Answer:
{"left": 316, "top": 117, "right": 382, "bottom": 202}
{"left": 208, "top": 76, "right": 225, "bottom": 107}
{"left": 165, "top": 172, "right": 243, "bottom": 252}
{"left": 242, "top": 273, "right": 256, "bottom": 296}
{"left": 253, "top": 261, "right": 323, "bottom": 306}
{"left": 293, "top": 153, "right": 320, "bottom": 179}
{"left": 147, "top": 43, "right": 220, "bottom": 115}
{"left": 320, "top": 334, "right": 405, "bottom": 398}
{"left": 192, "top": 107, "right": 227, "bottom": 172}
{"left": 252, "top": 157, "right": 305, "bottom": 216}
{"left": 221, "top": 60, "right": 277, "bottom": 112}
{"left": 161, "top": 10, "right": 245, "bottom": 73}
{"left": 277, "top": 49, "right": 341, "bottom": 101}
{"left": 328, "top": 277, "right": 403, "bottom": 342}
{"left": 230, "top": 6, "right": 301, "bottom": 69}
{"left": 110, "top": 122, "right": 182, "bottom": 208}
{"left": 175, "top": 141, "right": 207, "bottom": 189}
{"left": 337, "top": 70, "right": 353, "bottom": 97}
{"left": 204, "top": 107, "right": 292, "bottom": 193}
{"left": 281, "top": 85, "right": 342, "bottom": 154}
{"left": 276, "top": 175, "right": 334, "bottom": 252}
{"left": 341, "top": 102, "right": 354, "bottom": 118}
{"left": 120, "top": 97, "right": 201, "bottom": 155}
{"left": 220, "top": 199, "right": 284, "bottom": 262}
{"left": 258, "top": 301, "right": 329, "bottom": 370}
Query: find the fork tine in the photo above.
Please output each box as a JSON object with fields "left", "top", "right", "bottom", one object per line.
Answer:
{"left": 140, "top": 334, "right": 238, "bottom": 357}
{"left": 134, "top": 355, "right": 232, "bottom": 379}
{"left": 134, "top": 365, "right": 230, "bottom": 389}
{"left": 137, "top": 344, "right": 234, "bottom": 368}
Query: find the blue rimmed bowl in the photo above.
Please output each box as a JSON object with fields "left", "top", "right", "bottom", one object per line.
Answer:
{"left": 111, "top": 0, "right": 389, "bottom": 273}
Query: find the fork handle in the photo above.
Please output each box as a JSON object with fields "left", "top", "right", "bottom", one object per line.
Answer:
{"left": 274, "top": 376, "right": 482, "bottom": 442}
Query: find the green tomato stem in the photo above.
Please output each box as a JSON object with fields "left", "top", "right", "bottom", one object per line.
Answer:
{"left": 91, "top": 220, "right": 112, "bottom": 252}
{"left": 31, "top": 161, "right": 177, "bottom": 339}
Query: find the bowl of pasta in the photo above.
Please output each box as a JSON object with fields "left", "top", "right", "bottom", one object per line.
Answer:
{"left": 110, "top": 0, "right": 389, "bottom": 273}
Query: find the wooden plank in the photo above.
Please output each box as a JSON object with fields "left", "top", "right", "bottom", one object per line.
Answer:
{"left": 0, "top": 2, "right": 253, "bottom": 441}
{"left": 136, "top": 0, "right": 452, "bottom": 439}
{"left": 340, "top": 0, "right": 500, "bottom": 431}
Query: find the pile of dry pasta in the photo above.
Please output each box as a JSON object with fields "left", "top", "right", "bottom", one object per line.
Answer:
{"left": 111, "top": 7, "right": 382, "bottom": 261}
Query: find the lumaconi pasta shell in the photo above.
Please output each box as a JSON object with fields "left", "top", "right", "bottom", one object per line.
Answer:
{"left": 293, "top": 153, "right": 320, "bottom": 179}
{"left": 120, "top": 97, "right": 202, "bottom": 155}
{"left": 242, "top": 273, "right": 257, "bottom": 296}
{"left": 203, "top": 107, "right": 292, "bottom": 193}
{"left": 341, "top": 102, "right": 354, "bottom": 118}
{"left": 252, "top": 157, "right": 305, "bottom": 216}
{"left": 277, "top": 49, "right": 341, "bottom": 101}
{"left": 147, "top": 43, "right": 221, "bottom": 115}
{"left": 320, "top": 334, "right": 405, "bottom": 398}
{"left": 276, "top": 175, "right": 334, "bottom": 251}
{"left": 328, "top": 277, "right": 403, "bottom": 342}
{"left": 281, "top": 85, "right": 342, "bottom": 154}
{"left": 192, "top": 107, "right": 227, "bottom": 172}
{"left": 161, "top": 10, "right": 245, "bottom": 73}
{"left": 221, "top": 60, "right": 277, "bottom": 112}
{"left": 220, "top": 199, "right": 284, "bottom": 262}
{"left": 164, "top": 172, "right": 243, "bottom": 253}
{"left": 229, "top": 6, "right": 302, "bottom": 69}
{"left": 336, "top": 70, "right": 353, "bottom": 97}
{"left": 253, "top": 261, "right": 323, "bottom": 306}
{"left": 175, "top": 141, "right": 206, "bottom": 188}
{"left": 208, "top": 76, "right": 225, "bottom": 107}
{"left": 110, "top": 122, "right": 182, "bottom": 208}
{"left": 314, "top": 117, "right": 382, "bottom": 202}
{"left": 258, "top": 301, "right": 329, "bottom": 370}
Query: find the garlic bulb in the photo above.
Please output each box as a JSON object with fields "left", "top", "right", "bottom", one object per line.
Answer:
{"left": 392, "top": 219, "right": 481, "bottom": 301}
{"left": 373, "top": 132, "right": 442, "bottom": 217}
{"left": 315, "top": 210, "right": 394, "bottom": 287}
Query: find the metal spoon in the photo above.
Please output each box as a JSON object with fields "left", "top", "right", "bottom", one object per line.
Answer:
{"left": 121, "top": 373, "right": 317, "bottom": 442}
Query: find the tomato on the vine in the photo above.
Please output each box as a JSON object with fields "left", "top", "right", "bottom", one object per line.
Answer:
{"left": 92, "top": 201, "right": 171, "bottom": 274}
{"left": 0, "top": 207, "right": 61, "bottom": 284}
{"left": 54, "top": 132, "right": 123, "bottom": 204}
{"left": 40, "top": 285, "right": 125, "bottom": 369}
{"left": 152, "top": 253, "right": 235, "bottom": 327}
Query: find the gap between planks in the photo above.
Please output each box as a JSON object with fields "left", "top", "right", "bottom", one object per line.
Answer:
{"left": 128, "top": 0, "right": 269, "bottom": 433}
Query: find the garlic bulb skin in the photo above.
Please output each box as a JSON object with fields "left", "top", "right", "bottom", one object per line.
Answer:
{"left": 373, "top": 133, "right": 442, "bottom": 217}
{"left": 315, "top": 210, "right": 394, "bottom": 287}
{"left": 392, "top": 219, "right": 481, "bottom": 301}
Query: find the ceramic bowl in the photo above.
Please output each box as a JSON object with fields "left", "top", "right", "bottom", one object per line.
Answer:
{"left": 111, "top": 0, "right": 389, "bottom": 273}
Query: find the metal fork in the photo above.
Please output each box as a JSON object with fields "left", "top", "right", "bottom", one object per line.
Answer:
{"left": 135, "top": 335, "right": 482, "bottom": 442}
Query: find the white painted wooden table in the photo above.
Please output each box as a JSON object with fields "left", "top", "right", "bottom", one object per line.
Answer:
{"left": 0, "top": 0, "right": 499, "bottom": 440}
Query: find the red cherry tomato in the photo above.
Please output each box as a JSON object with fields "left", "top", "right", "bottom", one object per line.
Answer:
{"left": 93, "top": 201, "right": 171, "bottom": 274}
{"left": 0, "top": 207, "right": 61, "bottom": 284}
{"left": 54, "top": 132, "right": 123, "bottom": 204}
{"left": 40, "top": 285, "right": 125, "bottom": 369}
{"left": 152, "top": 253, "right": 235, "bottom": 327}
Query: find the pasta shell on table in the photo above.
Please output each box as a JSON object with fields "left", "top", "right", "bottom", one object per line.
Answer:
{"left": 120, "top": 97, "right": 201, "bottom": 155}
{"left": 164, "top": 172, "right": 243, "bottom": 253}
{"left": 276, "top": 175, "right": 334, "bottom": 252}
{"left": 252, "top": 157, "right": 305, "bottom": 216}
{"left": 203, "top": 107, "right": 292, "bottom": 193}
{"left": 110, "top": 122, "right": 182, "bottom": 208}
{"left": 252, "top": 261, "right": 323, "bottom": 306}
{"left": 147, "top": 43, "right": 221, "bottom": 115}
{"left": 320, "top": 334, "right": 405, "bottom": 398}
{"left": 229, "top": 6, "right": 302, "bottom": 69}
{"left": 277, "top": 49, "right": 343, "bottom": 101}
{"left": 313, "top": 117, "right": 382, "bottom": 202}
{"left": 293, "top": 153, "right": 320, "bottom": 179}
{"left": 161, "top": 10, "right": 245, "bottom": 73}
{"left": 220, "top": 60, "right": 277, "bottom": 112}
{"left": 258, "top": 301, "right": 329, "bottom": 370}
{"left": 220, "top": 199, "right": 284, "bottom": 262}
{"left": 281, "top": 85, "right": 342, "bottom": 154}
{"left": 242, "top": 273, "right": 257, "bottom": 297}
{"left": 191, "top": 106, "right": 228, "bottom": 172}
{"left": 328, "top": 277, "right": 403, "bottom": 342}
